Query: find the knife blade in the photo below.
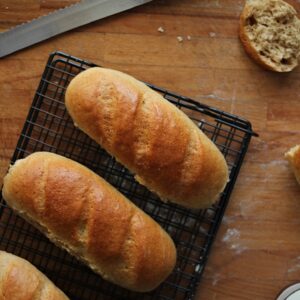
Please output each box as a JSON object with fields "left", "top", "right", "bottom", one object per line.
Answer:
{"left": 0, "top": 0, "right": 152, "bottom": 58}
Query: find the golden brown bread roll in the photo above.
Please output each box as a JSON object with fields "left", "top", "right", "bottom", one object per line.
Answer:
{"left": 2, "top": 152, "right": 176, "bottom": 292}
{"left": 0, "top": 250, "right": 68, "bottom": 300}
{"left": 285, "top": 145, "right": 300, "bottom": 184}
{"left": 65, "top": 67, "right": 229, "bottom": 209}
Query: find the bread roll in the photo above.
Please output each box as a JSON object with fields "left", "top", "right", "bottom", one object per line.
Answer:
{"left": 2, "top": 152, "right": 176, "bottom": 292}
{"left": 65, "top": 67, "right": 229, "bottom": 209}
{"left": 239, "top": 0, "right": 300, "bottom": 72}
{"left": 285, "top": 145, "right": 300, "bottom": 184}
{"left": 0, "top": 250, "right": 68, "bottom": 300}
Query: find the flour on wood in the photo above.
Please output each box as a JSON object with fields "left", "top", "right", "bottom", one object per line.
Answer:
{"left": 222, "top": 228, "right": 240, "bottom": 242}
{"left": 287, "top": 256, "right": 300, "bottom": 273}
{"left": 288, "top": 263, "right": 300, "bottom": 273}
{"left": 222, "top": 228, "right": 247, "bottom": 254}
{"left": 212, "top": 273, "right": 221, "bottom": 286}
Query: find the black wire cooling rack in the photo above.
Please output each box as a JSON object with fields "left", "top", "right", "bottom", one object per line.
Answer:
{"left": 0, "top": 51, "right": 257, "bottom": 300}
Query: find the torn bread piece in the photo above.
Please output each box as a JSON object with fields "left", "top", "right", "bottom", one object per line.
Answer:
{"left": 285, "top": 145, "right": 300, "bottom": 184}
{"left": 240, "top": 0, "right": 300, "bottom": 72}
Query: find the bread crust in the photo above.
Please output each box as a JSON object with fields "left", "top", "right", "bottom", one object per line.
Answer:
{"left": 285, "top": 145, "right": 300, "bottom": 184}
{"left": 239, "top": 6, "right": 278, "bottom": 72}
{"left": 65, "top": 68, "right": 229, "bottom": 209}
{"left": 2, "top": 152, "right": 176, "bottom": 292}
{"left": 0, "top": 251, "right": 69, "bottom": 300}
{"left": 239, "top": 0, "right": 300, "bottom": 72}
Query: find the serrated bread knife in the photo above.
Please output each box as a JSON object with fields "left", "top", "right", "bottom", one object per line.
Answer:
{"left": 0, "top": 0, "right": 152, "bottom": 58}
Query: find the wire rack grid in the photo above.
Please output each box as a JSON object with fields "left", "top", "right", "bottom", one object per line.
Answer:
{"left": 0, "top": 51, "right": 256, "bottom": 300}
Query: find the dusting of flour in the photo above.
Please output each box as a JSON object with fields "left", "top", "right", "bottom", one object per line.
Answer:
{"left": 222, "top": 228, "right": 247, "bottom": 254}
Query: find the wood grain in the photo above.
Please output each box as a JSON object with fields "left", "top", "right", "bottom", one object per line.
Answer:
{"left": 0, "top": 0, "right": 300, "bottom": 299}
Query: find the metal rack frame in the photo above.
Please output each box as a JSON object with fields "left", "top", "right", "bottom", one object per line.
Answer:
{"left": 0, "top": 51, "right": 257, "bottom": 300}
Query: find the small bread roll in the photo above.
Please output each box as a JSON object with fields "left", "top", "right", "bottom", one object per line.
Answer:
{"left": 0, "top": 251, "right": 68, "bottom": 300}
{"left": 2, "top": 152, "right": 176, "bottom": 292}
{"left": 285, "top": 145, "right": 300, "bottom": 184}
{"left": 65, "top": 67, "right": 229, "bottom": 209}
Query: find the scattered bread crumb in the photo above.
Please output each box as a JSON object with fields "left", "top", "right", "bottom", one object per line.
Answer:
{"left": 157, "top": 26, "right": 165, "bottom": 33}
{"left": 209, "top": 32, "right": 216, "bottom": 37}
{"left": 195, "top": 264, "right": 201, "bottom": 273}
{"left": 177, "top": 36, "right": 184, "bottom": 42}
{"left": 187, "top": 35, "right": 192, "bottom": 40}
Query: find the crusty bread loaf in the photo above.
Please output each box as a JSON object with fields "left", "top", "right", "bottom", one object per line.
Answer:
{"left": 239, "top": 0, "right": 300, "bottom": 72}
{"left": 65, "top": 67, "right": 229, "bottom": 209}
{"left": 285, "top": 145, "right": 300, "bottom": 184}
{"left": 2, "top": 152, "right": 176, "bottom": 292}
{"left": 0, "top": 250, "right": 68, "bottom": 300}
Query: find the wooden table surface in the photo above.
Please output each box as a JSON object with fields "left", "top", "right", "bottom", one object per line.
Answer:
{"left": 0, "top": 0, "right": 300, "bottom": 299}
